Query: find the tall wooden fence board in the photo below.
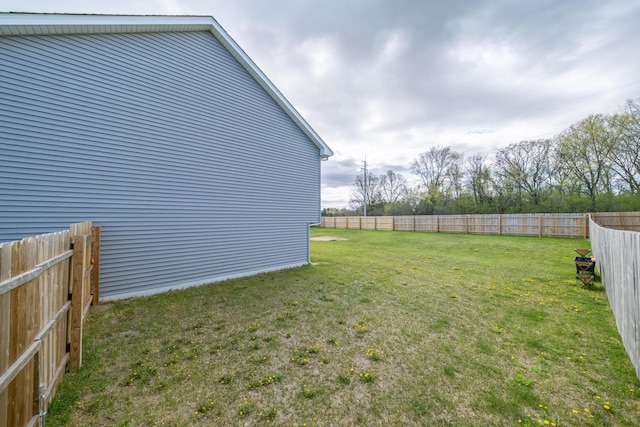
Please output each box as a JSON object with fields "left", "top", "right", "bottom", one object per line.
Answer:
{"left": 361, "top": 217, "right": 376, "bottom": 230}
{"left": 334, "top": 217, "right": 347, "bottom": 229}
{"left": 346, "top": 217, "right": 361, "bottom": 230}
{"left": 0, "top": 222, "right": 97, "bottom": 427}
{"left": 590, "top": 219, "right": 640, "bottom": 381}
{"left": 375, "top": 216, "right": 394, "bottom": 231}
{"left": 321, "top": 212, "right": 640, "bottom": 238}
{"left": 393, "top": 216, "right": 414, "bottom": 232}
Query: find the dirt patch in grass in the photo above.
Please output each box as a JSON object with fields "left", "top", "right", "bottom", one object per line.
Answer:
{"left": 310, "top": 236, "right": 348, "bottom": 241}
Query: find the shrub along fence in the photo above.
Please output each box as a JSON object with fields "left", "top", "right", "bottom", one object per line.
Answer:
{"left": 590, "top": 217, "right": 640, "bottom": 381}
{"left": 0, "top": 221, "right": 100, "bottom": 427}
{"left": 321, "top": 212, "right": 640, "bottom": 238}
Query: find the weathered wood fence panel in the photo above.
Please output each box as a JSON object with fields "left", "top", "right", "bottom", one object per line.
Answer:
{"left": 592, "top": 211, "right": 640, "bottom": 231}
{"left": 322, "top": 217, "right": 336, "bottom": 228}
{"left": 416, "top": 216, "right": 438, "bottom": 232}
{"left": 346, "top": 217, "right": 361, "bottom": 229}
{"left": 0, "top": 222, "right": 98, "bottom": 427}
{"left": 468, "top": 214, "right": 500, "bottom": 235}
{"left": 375, "top": 216, "right": 394, "bottom": 231}
{"left": 393, "top": 216, "right": 414, "bottom": 231}
{"left": 590, "top": 218, "right": 640, "bottom": 380}
{"left": 361, "top": 217, "right": 376, "bottom": 230}
{"left": 321, "top": 212, "right": 640, "bottom": 238}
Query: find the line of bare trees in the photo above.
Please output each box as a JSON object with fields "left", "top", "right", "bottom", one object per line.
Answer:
{"left": 324, "top": 99, "right": 640, "bottom": 216}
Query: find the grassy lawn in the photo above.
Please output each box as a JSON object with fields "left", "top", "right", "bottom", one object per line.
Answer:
{"left": 48, "top": 228, "right": 640, "bottom": 426}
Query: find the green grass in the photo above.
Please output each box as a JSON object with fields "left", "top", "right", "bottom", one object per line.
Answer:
{"left": 47, "top": 229, "right": 640, "bottom": 426}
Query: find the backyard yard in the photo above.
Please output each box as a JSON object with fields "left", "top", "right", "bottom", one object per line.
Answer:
{"left": 48, "top": 228, "right": 640, "bottom": 426}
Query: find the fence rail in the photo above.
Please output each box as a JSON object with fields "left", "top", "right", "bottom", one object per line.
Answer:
{"left": 590, "top": 218, "right": 640, "bottom": 380}
{"left": 0, "top": 222, "right": 99, "bottom": 427}
{"left": 321, "top": 212, "right": 640, "bottom": 238}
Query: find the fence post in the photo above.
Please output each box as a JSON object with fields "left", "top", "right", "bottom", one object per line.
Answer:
{"left": 69, "top": 234, "right": 90, "bottom": 373}
{"left": 32, "top": 350, "right": 40, "bottom": 420}
{"left": 92, "top": 226, "right": 101, "bottom": 306}
{"left": 538, "top": 214, "right": 542, "bottom": 238}
{"left": 584, "top": 214, "right": 589, "bottom": 240}
{"left": 0, "top": 243, "right": 10, "bottom": 427}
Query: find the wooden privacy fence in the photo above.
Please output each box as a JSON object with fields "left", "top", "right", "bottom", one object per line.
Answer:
{"left": 321, "top": 212, "right": 640, "bottom": 238}
{"left": 0, "top": 221, "right": 100, "bottom": 427}
{"left": 589, "top": 217, "right": 640, "bottom": 381}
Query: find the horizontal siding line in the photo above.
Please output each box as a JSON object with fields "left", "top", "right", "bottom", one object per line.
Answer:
{"left": 0, "top": 132, "right": 318, "bottom": 168}
{"left": 102, "top": 248, "right": 306, "bottom": 267}
{"left": 0, "top": 36, "right": 285, "bottom": 122}
{"left": 0, "top": 169, "right": 319, "bottom": 187}
{"left": 0, "top": 136, "right": 317, "bottom": 167}
{"left": 0, "top": 69, "right": 290, "bottom": 134}
{"left": 99, "top": 262, "right": 309, "bottom": 301}
{"left": 0, "top": 32, "right": 262, "bottom": 101}
{"left": 0, "top": 124, "right": 315, "bottom": 171}
{"left": 101, "top": 251, "right": 307, "bottom": 270}
{"left": 0, "top": 147, "right": 318, "bottom": 177}
{"left": 0, "top": 103, "right": 309, "bottom": 153}
{"left": 0, "top": 147, "right": 318, "bottom": 181}
{"left": 0, "top": 68, "right": 281, "bottom": 126}
{"left": 0, "top": 180, "right": 318, "bottom": 199}
{"left": 102, "top": 249, "right": 306, "bottom": 266}
{"left": 0, "top": 213, "right": 320, "bottom": 223}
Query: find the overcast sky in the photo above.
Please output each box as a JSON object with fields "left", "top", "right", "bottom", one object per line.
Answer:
{"left": 3, "top": 1, "right": 640, "bottom": 208}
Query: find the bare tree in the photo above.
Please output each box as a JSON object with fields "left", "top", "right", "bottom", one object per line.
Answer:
{"left": 349, "top": 171, "right": 382, "bottom": 214}
{"left": 465, "top": 154, "right": 493, "bottom": 207}
{"left": 379, "top": 170, "right": 409, "bottom": 203}
{"left": 494, "top": 139, "right": 553, "bottom": 206}
{"left": 412, "top": 146, "right": 463, "bottom": 198}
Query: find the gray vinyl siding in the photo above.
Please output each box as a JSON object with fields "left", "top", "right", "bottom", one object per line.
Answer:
{"left": 0, "top": 31, "right": 322, "bottom": 299}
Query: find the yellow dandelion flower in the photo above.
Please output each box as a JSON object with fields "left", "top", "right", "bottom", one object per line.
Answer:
{"left": 584, "top": 408, "right": 589, "bottom": 413}
{"left": 572, "top": 409, "right": 579, "bottom": 414}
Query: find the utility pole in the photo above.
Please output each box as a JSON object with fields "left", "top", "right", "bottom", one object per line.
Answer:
{"left": 362, "top": 158, "right": 368, "bottom": 217}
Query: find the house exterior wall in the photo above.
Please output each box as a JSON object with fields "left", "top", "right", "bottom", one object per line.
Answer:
{"left": 0, "top": 30, "right": 322, "bottom": 299}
